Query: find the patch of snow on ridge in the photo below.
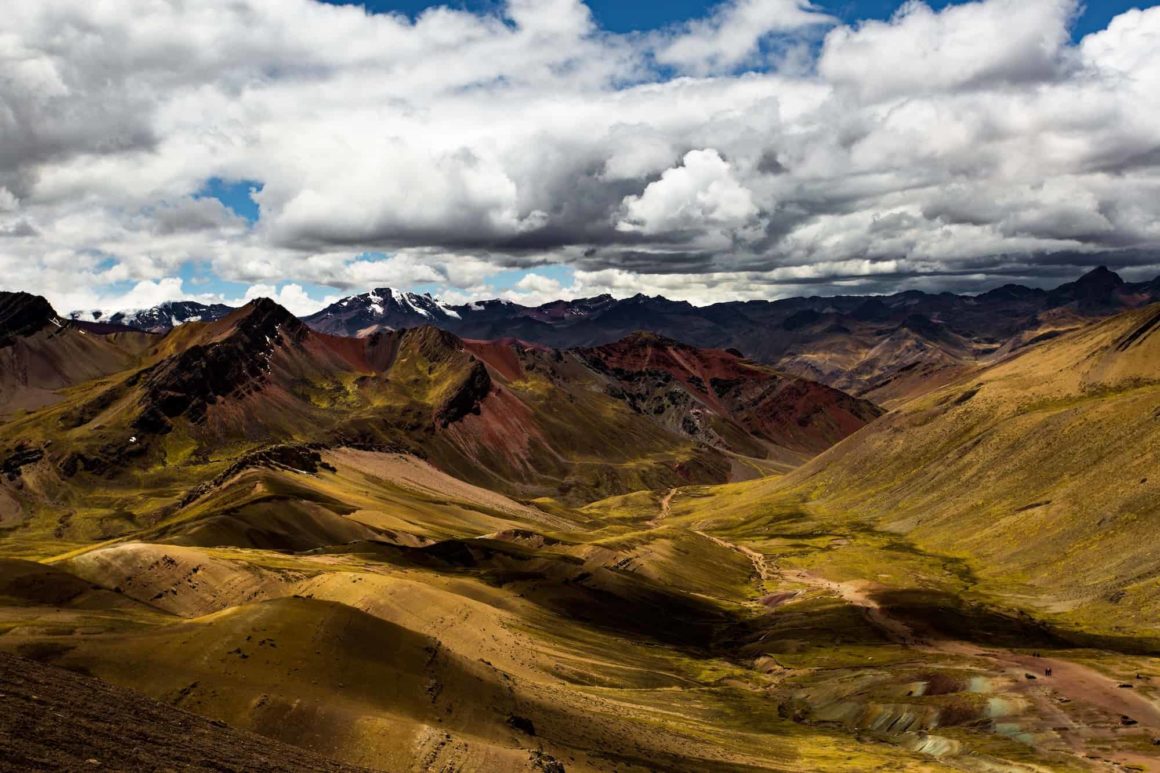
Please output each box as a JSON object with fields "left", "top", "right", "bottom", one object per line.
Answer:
{"left": 401, "top": 293, "right": 432, "bottom": 318}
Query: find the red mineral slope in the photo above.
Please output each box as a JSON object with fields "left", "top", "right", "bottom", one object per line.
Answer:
{"left": 577, "top": 332, "right": 882, "bottom": 458}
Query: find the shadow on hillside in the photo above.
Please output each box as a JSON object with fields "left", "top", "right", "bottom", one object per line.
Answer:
{"left": 330, "top": 538, "right": 790, "bottom": 654}
{"left": 876, "top": 589, "right": 1160, "bottom": 656}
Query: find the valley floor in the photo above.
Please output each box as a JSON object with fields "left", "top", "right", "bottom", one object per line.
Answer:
{"left": 2, "top": 456, "right": 1160, "bottom": 772}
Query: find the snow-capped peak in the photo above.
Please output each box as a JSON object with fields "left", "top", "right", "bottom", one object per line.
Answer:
{"left": 68, "top": 300, "right": 234, "bottom": 333}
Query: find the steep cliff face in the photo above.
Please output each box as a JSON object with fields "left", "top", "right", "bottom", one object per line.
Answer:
{"left": 435, "top": 361, "right": 492, "bottom": 428}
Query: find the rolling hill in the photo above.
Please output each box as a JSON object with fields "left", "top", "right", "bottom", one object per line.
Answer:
{"left": 3, "top": 285, "right": 1159, "bottom": 771}
{"left": 0, "top": 293, "right": 877, "bottom": 557}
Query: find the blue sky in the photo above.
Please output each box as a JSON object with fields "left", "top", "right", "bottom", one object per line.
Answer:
{"left": 323, "top": 0, "right": 1145, "bottom": 38}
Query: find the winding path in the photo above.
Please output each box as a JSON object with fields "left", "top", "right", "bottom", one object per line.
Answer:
{"left": 646, "top": 488, "right": 677, "bottom": 527}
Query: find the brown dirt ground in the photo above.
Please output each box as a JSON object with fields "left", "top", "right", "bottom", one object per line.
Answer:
{"left": 0, "top": 653, "right": 374, "bottom": 772}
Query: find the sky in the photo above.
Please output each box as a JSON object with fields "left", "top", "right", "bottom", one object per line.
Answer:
{"left": 2, "top": 0, "right": 1159, "bottom": 315}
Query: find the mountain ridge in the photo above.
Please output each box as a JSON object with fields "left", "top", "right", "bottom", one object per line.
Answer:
{"left": 61, "top": 267, "right": 1160, "bottom": 404}
{"left": 0, "top": 296, "right": 880, "bottom": 548}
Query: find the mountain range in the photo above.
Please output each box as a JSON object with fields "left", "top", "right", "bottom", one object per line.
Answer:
{"left": 2, "top": 291, "right": 879, "bottom": 514}
{"left": 69, "top": 267, "right": 1160, "bottom": 405}
{"left": 1, "top": 271, "right": 1158, "bottom": 771}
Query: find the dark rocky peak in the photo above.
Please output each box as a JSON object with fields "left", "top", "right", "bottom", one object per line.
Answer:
{"left": 0, "top": 291, "right": 61, "bottom": 345}
{"left": 223, "top": 298, "right": 308, "bottom": 346}
{"left": 1046, "top": 266, "right": 1127, "bottom": 310}
{"left": 131, "top": 299, "right": 306, "bottom": 434}
{"left": 1076, "top": 265, "right": 1124, "bottom": 288}
{"left": 976, "top": 283, "right": 1047, "bottom": 303}
{"left": 621, "top": 293, "right": 693, "bottom": 311}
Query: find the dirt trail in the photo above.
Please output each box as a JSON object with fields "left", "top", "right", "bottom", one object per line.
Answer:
{"left": 694, "top": 530, "right": 770, "bottom": 581}
{"left": 983, "top": 650, "right": 1160, "bottom": 729}
{"left": 968, "top": 648, "right": 1160, "bottom": 771}
{"left": 784, "top": 569, "right": 919, "bottom": 646}
{"left": 647, "top": 488, "right": 677, "bottom": 527}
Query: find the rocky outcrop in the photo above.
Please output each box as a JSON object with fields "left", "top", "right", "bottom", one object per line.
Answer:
{"left": 177, "top": 443, "right": 336, "bottom": 507}
{"left": 1, "top": 443, "right": 44, "bottom": 481}
{"left": 434, "top": 360, "right": 491, "bottom": 428}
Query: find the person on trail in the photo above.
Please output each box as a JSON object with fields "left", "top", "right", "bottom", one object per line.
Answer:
{"left": 1045, "top": 667, "right": 1053, "bottom": 677}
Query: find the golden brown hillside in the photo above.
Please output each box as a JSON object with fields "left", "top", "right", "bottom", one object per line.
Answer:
{"left": 773, "top": 303, "right": 1160, "bottom": 636}
{"left": 3, "top": 298, "right": 1160, "bottom": 772}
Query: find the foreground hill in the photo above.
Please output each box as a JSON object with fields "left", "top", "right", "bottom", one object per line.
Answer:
{"left": 0, "top": 652, "right": 368, "bottom": 771}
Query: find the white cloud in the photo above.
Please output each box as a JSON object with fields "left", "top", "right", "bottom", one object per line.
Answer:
{"left": 515, "top": 272, "right": 564, "bottom": 295}
{"left": 656, "top": 0, "right": 835, "bottom": 75}
{"left": 819, "top": 0, "right": 1077, "bottom": 101}
{"left": 1080, "top": 7, "right": 1160, "bottom": 76}
{"left": 0, "top": 0, "right": 1158, "bottom": 310}
{"left": 617, "top": 149, "right": 759, "bottom": 236}
{"left": 239, "top": 283, "right": 331, "bottom": 316}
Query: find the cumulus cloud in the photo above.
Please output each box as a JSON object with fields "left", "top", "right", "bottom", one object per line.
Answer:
{"left": 617, "top": 149, "right": 759, "bottom": 238}
{"left": 239, "top": 283, "right": 332, "bottom": 316}
{"left": 0, "top": 0, "right": 1159, "bottom": 312}
{"left": 819, "top": 0, "right": 1077, "bottom": 100}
